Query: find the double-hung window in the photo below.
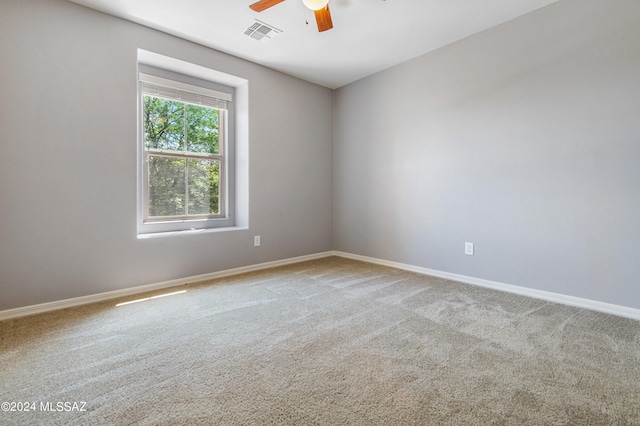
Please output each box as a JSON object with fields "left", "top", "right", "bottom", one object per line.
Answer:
{"left": 138, "top": 71, "right": 234, "bottom": 234}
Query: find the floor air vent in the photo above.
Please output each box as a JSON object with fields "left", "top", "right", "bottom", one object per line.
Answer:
{"left": 244, "top": 20, "right": 282, "bottom": 42}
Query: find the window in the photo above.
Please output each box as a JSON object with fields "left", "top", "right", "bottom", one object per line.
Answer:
{"left": 138, "top": 71, "right": 235, "bottom": 234}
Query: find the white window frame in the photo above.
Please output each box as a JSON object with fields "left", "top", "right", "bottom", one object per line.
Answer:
{"left": 137, "top": 67, "right": 236, "bottom": 235}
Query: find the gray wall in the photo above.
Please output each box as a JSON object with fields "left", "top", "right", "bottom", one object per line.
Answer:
{"left": 334, "top": 0, "right": 640, "bottom": 309}
{"left": 0, "top": 0, "right": 334, "bottom": 310}
{"left": 2, "top": 0, "right": 639, "bottom": 313}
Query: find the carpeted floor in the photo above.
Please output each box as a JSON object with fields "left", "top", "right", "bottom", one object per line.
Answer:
{"left": 1, "top": 256, "right": 639, "bottom": 425}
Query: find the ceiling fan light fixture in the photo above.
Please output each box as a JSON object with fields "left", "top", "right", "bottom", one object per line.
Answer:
{"left": 302, "top": 0, "right": 329, "bottom": 11}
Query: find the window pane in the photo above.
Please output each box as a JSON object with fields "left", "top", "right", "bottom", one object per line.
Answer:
{"left": 144, "top": 96, "right": 184, "bottom": 151}
{"left": 148, "top": 156, "right": 186, "bottom": 217}
{"left": 188, "top": 159, "right": 220, "bottom": 215}
{"left": 186, "top": 104, "right": 219, "bottom": 154}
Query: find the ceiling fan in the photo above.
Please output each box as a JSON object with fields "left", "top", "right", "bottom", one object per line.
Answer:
{"left": 249, "top": 0, "right": 334, "bottom": 32}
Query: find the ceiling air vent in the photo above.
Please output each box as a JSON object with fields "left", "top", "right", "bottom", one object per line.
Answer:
{"left": 244, "top": 20, "right": 282, "bottom": 43}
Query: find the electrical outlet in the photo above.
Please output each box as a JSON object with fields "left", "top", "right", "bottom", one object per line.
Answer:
{"left": 465, "top": 242, "right": 474, "bottom": 256}
{"left": 254, "top": 235, "right": 261, "bottom": 247}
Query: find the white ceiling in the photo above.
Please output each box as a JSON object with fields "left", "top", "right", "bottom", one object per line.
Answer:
{"left": 68, "top": 0, "right": 559, "bottom": 89}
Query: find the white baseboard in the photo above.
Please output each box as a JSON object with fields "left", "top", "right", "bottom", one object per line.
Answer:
{"left": 2, "top": 250, "right": 639, "bottom": 322}
{"left": 333, "top": 251, "right": 640, "bottom": 321}
{"left": 0, "top": 251, "right": 334, "bottom": 321}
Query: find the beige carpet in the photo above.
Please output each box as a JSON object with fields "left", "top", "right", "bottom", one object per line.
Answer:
{"left": 1, "top": 256, "right": 639, "bottom": 425}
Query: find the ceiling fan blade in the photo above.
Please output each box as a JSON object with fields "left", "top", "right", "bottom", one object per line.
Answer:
{"left": 314, "top": 4, "right": 333, "bottom": 32}
{"left": 249, "top": 0, "right": 285, "bottom": 12}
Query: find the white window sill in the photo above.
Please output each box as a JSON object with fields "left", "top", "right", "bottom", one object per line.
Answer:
{"left": 137, "top": 225, "right": 248, "bottom": 239}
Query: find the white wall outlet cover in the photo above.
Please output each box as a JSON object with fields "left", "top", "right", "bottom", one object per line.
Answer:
{"left": 465, "top": 242, "right": 474, "bottom": 256}
{"left": 254, "top": 236, "right": 261, "bottom": 247}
